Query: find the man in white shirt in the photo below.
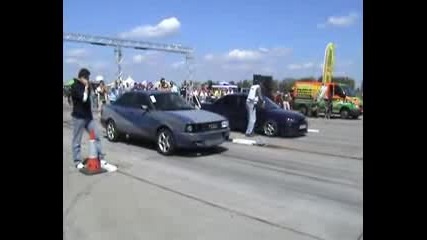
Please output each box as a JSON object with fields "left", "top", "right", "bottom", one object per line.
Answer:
{"left": 245, "top": 80, "right": 264, "bottom": 137}
{"left": 170, "top": 81, "right": 178, "bottom": 93}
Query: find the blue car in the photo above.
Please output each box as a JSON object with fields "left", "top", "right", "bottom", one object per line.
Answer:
{"left": 100, "top": 91, "right": 230, "bottom": 155}
{"left": 201, "top": 93, "right": 308, "bottom": 137}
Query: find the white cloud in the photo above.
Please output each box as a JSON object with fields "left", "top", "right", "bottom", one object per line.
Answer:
{"left": 258, "top": 47, "right": 269, "bottom": 53}
{"left": 133, "top": 54, "right": 146, "bottom": 63}
{"left": 288, "top": 62, "right": 315, "bottom": 70}
{"left": 226, "top": 49, "right": 262, "bottom": 61}
{"left": 119, "top": 17, "right": 181, "bottom": 38}
{"left": 65, "top": 58, "right": 79, "bottom": 64}
{"left": 318, "top": 12, "right": 358, "bottom": 28}
{"left": 65, "top": 48, "right": 88, "bottom": 58}
{"left": 205, "top": 47, "right": 290, "bottom": 63}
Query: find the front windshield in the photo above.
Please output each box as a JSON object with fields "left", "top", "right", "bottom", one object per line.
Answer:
{"left": 341, "top": 86, "right": 356, "bottom": 97}
{"left": 152, "top": 92, "right": 194, "bottom": 111}
{"left": 263, "top": 96, "right": 281, "bottom": 110}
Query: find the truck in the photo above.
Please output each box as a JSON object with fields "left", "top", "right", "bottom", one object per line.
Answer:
{"left": 339, "top": 83, "right": 363, "bottom": 114}
{"left": 291, "top": 81, "right": 362, "bottom": 119}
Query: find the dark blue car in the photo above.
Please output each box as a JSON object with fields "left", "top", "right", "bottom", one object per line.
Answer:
{"left": 201, "top": 93, "right": 308, "bottom": 137}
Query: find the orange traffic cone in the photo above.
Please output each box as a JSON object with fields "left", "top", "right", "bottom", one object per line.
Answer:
{"left": 80, "top": 130, "right": 107, "bottom": 175}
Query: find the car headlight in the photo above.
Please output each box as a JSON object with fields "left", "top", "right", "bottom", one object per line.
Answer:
{"left": 185, "top": 124, "right": 194, "bottom": 132}
{"left": 221, "top": 120, "right": 229, "bottom": 128}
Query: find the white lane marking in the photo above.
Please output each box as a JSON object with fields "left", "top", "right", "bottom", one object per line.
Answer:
{"left": 231, "top": 138, "right": 257, "bottom": 145}
{"left": 308, "top": 129, "right": 320, "bottom": 133}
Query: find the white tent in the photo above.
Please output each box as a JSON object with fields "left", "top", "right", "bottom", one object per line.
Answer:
{"left": 95, "top": 75, "right": 104, "bottom": 82}
{"left": 122, "top": 76, "right": 135, "bottom": 88}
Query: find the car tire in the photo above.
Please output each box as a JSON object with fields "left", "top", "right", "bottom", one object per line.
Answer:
{"left": 299, "top": 105, "right": 308, "bottom": 116}
{"left": 340, "top": 109, "right": 350, "bottom": 119}
{"left": 157, "top": 128, "right": 176, "bottom": 156}
{"left": 106, "top": 119, "right": 120, "bottom": 142}
{"left": 263, "top": 120, "right": 278, "bottom": 137}
{"left": 311, "top": 109, "right": 318, "bottom": 118}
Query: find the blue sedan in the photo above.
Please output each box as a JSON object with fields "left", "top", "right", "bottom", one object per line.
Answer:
{"left": 100, "top": 91, "right": 230, "bottom": 155}
{"left": 201, "top": 93, "right": 308, "bottom": 137}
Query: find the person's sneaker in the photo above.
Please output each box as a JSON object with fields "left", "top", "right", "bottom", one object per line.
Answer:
{"left": 100, "top": 160, "right": 107, "bottom": 166}
{"left": 75, "top": 161, "right": 84, "bottom": 169}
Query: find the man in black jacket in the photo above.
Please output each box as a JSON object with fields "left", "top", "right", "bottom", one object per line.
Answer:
{"left": 71, "top": 68, "right": 107, "bottom": 169}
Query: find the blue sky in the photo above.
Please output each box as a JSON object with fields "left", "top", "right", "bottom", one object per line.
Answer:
{"left": 63, "top": 0, "right": 362, "bottom": 86}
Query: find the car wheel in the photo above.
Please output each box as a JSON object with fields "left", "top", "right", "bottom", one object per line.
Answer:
{"left": 263, "top": 120, "right": 278, "bottom": 137}
{"left": 340, "top": 109, "right": 349, "bottom": 119}
{"left": 157, "top": 128, "right": 176, "bottom": 155}
{"left": 106, "top": 120, "right": 120, "bottom": 142}
{"left": 299, "top": 105, "right": 308, "bottom": 116}
{"left": 311, "top": 109, "right": 318, "bottom": 118}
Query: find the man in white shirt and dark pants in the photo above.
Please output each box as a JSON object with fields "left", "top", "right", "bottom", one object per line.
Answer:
{"left": 245, "top": 80, "right": 264, "bottom": 137}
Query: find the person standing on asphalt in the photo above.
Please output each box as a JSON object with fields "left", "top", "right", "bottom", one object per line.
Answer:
{"left": 108, "top": 81, "right": 119, "bottom": 103}
{"left": 245, "top": 80, "right": 264, "bottom": 137}
{"left": 325, "top": 85, "right": 333, "bottom": 119}
{"left": 170, "top": 81, "right": 178, "bottom": 93}
{"left": 71, "top": 68, "right": 108, "bottom": 169}
{"left": 96, "top": 80, "right": 108, "bottom": 118}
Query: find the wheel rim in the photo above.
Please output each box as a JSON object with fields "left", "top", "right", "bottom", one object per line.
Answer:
{"left": 342, "top": 110, "right": 348, "bottom": 118}
{"left": 107, "top": 122, "right": 115, "bottom": 140}
{"left": 158, "top": 132, "right": 171, "bottom": 153}
{"left": 264, "top": 122, "right": 276, "bottom": 136}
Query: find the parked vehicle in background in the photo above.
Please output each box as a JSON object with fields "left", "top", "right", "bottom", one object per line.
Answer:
{"left": 101, "top": 91, "right": 230, "bottom": 155}
{"left": 240, "top": 88, "right": 250, "bottom": 94}
{"left": 339, "top": 83, "right": 363, "bottom": 114}
{"left": 201, "top": 93, "right": 308, "bottom": 137}
{"left": 291, "top": 81, "right": 361, "bottom": 119}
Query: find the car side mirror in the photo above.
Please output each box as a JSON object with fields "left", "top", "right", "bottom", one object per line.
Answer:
{"left": 141, "top": 105, "right": 149, "bottom": 111}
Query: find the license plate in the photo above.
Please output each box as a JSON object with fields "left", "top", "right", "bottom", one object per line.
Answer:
{"left": 299, "top": 124, "right": 307, "bottom": 129}
{"left": 208, "top": 124, "right": 219, "bottom": 129}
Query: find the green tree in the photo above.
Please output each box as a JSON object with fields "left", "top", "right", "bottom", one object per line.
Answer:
{"left": 241, "top": 79, "right": 251, "bottom": 88}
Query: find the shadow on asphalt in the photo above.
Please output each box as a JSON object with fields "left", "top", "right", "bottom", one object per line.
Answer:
{"left": 309, "top": 115, "right": 362, "bottom": 120}
{"left": 103, "top": 135, "right": 228, "bottom": 158}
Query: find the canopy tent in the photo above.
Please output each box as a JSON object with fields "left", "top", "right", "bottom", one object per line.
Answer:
{"left": 211, "top": 84, "right": 238, "bottom": 89}
{"left": 122, "top": 76, "right": 135, "bottom": 88}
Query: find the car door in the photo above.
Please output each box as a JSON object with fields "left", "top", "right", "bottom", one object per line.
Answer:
{"left": 127, "top": 93, "right": 157, "bottom": 139}
{"left": 217, "top": 95, "right": 244, "bottom": 130}
{"left": 235, "top": 95, "right": 250, "bottom": 131}
{"left": 111, "top": 92, "right": 136, "bottom": 133}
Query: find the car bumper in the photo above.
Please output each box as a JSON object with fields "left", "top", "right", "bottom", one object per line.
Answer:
{"left": 281, "top": 121, "right": 308, "bottom": 137}
{"left": 175, "top": 128, "right": 230, "bottom": 148}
